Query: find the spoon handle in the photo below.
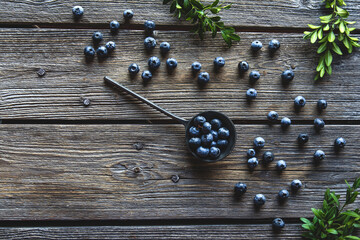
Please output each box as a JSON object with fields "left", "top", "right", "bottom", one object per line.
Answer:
{"left": 104, "top": 76, "right": 188, "bottom": 126}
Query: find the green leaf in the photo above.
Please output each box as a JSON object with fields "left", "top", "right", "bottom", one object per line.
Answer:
{"left": 176, "top": 3, "right": 182, "bottom": 9}
{"left": 327, "top": 228, "right": 338, "bottom": 234}
{"left": 210, "top": 16, "right": 221, "bottom": 22}
{"left": 318, "top": 28, "right": 323, "bottom": 39}
{"left": 308, "top": 24, "right": 321, "bottom": 29}
{"left": 210, "top": 8, "right": 220, "bottom": 14}
{"left": 300, "top": 217, "right": 312, "bottom": 224}
{"left": 317, "top": 42, "right": 328, "bottom": 54}
{"left": 339, "top": 21, "right": 346, "bottom": 33}
{"left": 328, "top": 31, "right": 336, "bottom": 42}
{"left": 319, "top": 14, "right": 333, "bottom": 21}
{"left": 330, "top": 193, "right": 340, "bottom": 206}
{"left": 343, "top": 36, "right": 350, "bottom": 48}
{"left": 342, "top": 211, "right": 360, "bottom": 218}
{"left": 312, "top": 208, "right": 323, "bottom": 219}
{"left": 317, "top": 56, "right": 325, "bottom": 71}
{"left": 211, "top": 0, "right": 219, "bottom": 7}
{"left": 229, "top": 33, "right": 240, "bottom": 41}
{"left": 311, "top": 31, "right": 318, "bottom": 43}
{"left": 325, "top": 50, "right": 333, "bottom": 67}
{"left": 323, "top": 24, "right": 330, "bottom": 31}
{"left": 321, "top": 232, "right": 327, "bottom": 238}
{"left": 190, "top": 0, "right": 204, "bottom": 10}
{"left": 320, "top": 67, "right": 325, "bottom": 77}
{"left": 332, "top": 42, "right": 343, "bottom": 55}
{"left": 337, "top": 6, "right": 349, "bottom": 18}
{"left": 345, "top": 236, "right": 360, "bottom": 240}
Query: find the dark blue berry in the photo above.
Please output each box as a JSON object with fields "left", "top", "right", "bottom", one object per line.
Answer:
{"left": 281, "top": 69, "right": 294, "bottom": 82}
{"left": 209, "top": 147, "right": 221, "bottom": 158}
{"left": 276, "top": 160, "right": 287, "bottom": 171}
{"left": 278, "top": 190, "right": 289, "bottom": 200}
{"left": 267, "top": 111, "right": 278, "bottom": 122}
{"left": 123, "top": 9, "right": 134, "bottom": 20}
{"left": 297, "top": 133, "right": 309, "bottom": 144}
{"left": 144, "top": 20, "right": 155, "bottom": 33}
{"left": 92, "top": 31, "right": 103, "bottom": 43}
{"left": 269, "top": 39, "right": 280, "bottom": 51}
{"left": 201, "top": 133, "right": 214, "bottom": 147}
{"left": 317, "top": 99, "right": 328, "bottom": 110}
{"left": 294, "top": 96, "right": 306, "bottom": 108}
{"left": 202, "top": 122, "right": 212, "bottom": 134}
{"left": 196, "top": 146, "right": 209, "bottom": 158}
{"left": 105, "top": 41, "right": 116, "bottom": 52}
{"left": 238, "top": 61, "right": 249, "bottom": 72}
{"left": 72, "top": 6, "right": 84, "bottom": 17}
{"left": 84, "top": 46, "right": 95, "bottom": 58}
{"left": 198, "top": 72, "right": 210, "bottom": 85}
{"left": 214, "top": 57, "right": 225, "bottom": 68}
{"left": 148, "top": 56, "right": 161, "bottom": 70}
{"left": 254, "top": 194, "right": 266, "bottom": 206}
{"left": 234, "top": 182, "right": 247, "bottom": 195}
{"left": 248, "top": 157, "right": 259, "bottom": 169}
{"left": 141, "top": 70, "right": 152, "bottom": 82}
{"left": 210, "top": 119, "right": 222, "bottom": 130}
{"left": 218, "top": 127, "right": 230, "bottom": 139}
{"left": 128, "top": 63, "right": 140, "bottom": 75}
{"left": 314, "top": 118, "right": 325, "bottom": 130}
{"left": 263, "top": 151, "right": 274, "bottom": 163}
{"left": 314, "top": 150, "right": 325, "bottom": 161}
{"left": 96, "top": 46, "right": 108, "bottom": 58}
{"left": 210, "top": 141, "right": 217, "bottom": 147}
{"left": 191, "top": 62, "right": 202, "bottom": 72}
{"left": 254, "top": 137, "right": 265, "bottom": 149}
{"left": 144, "top": 37, "right": 157, "bottom": 49}
{"left": 334, "top": 137, "right": 346, "bottom": 149}
{"left": 246, "top": 88, "right": 257, "bottom": 100}
{"left": 189, "top": 137, "right": 201, "bottom": 150}
{"left": 194, "top": 116, "right": 206, "bottom": 128}
{"left": 160, "top": 42, "right": 171, "bottom": 53}
{"left": 166, "top": 58, "right": 178, "bottom": 70}
{"left": 251, "top": 40, "right": 262, "bottom": 51}
{"left": 110, "top": 20, "right": 120, "bottom": 32}
{"left": 291, "top": 179, "right": 302, "bottom": 191}
{"left": 272, "top": 218, "right": 285, "bottom": 230}
{"left": 281, "top": 117, "right": 291, "bottom": 128}
{"left": 249, "top": 71, "right": 260, "bottom": 82}
{"left": 247, "top": 149, "right": 256, "bottom": 158}
{"left": 211, "top": 130, "right": 218, "bottom": 141}
{"left": 217, "top": 139, "right": 228, "bottom": 150}
{"left": 189, "top": 126, "right": 200, "bottom": 137}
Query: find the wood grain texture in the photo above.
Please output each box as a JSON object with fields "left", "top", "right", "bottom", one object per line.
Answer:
{"left": 0, "top": 224, "right": 304, "bottom": 239}
{"left": 0, "top": 0, "right": 359, "bottom": 29}
{"left": 0, "top": 124, "right": 358, "bottom": 220}
{"left": 0, "top": 29, "right": 359, "bottom": 121}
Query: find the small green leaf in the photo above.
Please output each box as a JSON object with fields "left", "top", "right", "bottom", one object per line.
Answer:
{"left": 342, "top": 211, "right": 360, "bottom": 218}
{"left": 300, "top": 218, "right": 312, "bottom": 224}
{"left": 176, "top": 3, "right": 182, "bottom": 9}
{"left": 327, "top": 228, "right": 338, "bottom": 234}
{"left": 323, "top": 24, "right": 330, "bottom": 31}
{"left": 308, "top": 24, "right": 321, "bottom": 29}
{"left": 337, "top": 6, "right": 349, "bottom": 18}
{"left": 229, "top": 33, "right": 240, "bottom": 41}
{"left": 318, "top": 28, "right": 323, "bottom": 39}
{"left": 319, "top": 14, "right": 333, "bottom": 21}
{"left": 210, "top": 16, "right": 221, "bottom": 22}
{"left": 343, "top": 37, "right": 350, "bottom": 48}
{"left": 317, "top": 42, "right": 327, "bottom": 54}
{"left": 190, "top": 0, "right": 204, "bottom": 10}
{"left": 320, "top": 67, "right": 325, "bottom": 77}
{"left": 325, "top": 50, "right": 333, "bottom": 66}
{"left": 332, "top": 42, "right": 343, "bottom": 55}
{"left": 328, "top": 31, "right": 336, "bottom": 42}
{"left": 211, "top": 0, "right": 219, "bottom": 7}
{"left": 311, "top": 31, "right": 318, "bottom": 43}
{"left": 210, "top": 8, "right": 220, "bottom": 14}
{"left": 339, "top": 21, "right": 346, "bottom": 33}
{"left": 345, "top": 236, "right": 360, "bottom": 240}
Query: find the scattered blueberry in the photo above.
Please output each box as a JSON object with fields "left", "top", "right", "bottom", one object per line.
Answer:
{"left": 234, "top": 182, "right": 247, "bottom": 195}
{"left": 166, "top": 58, "right": 178, "bottom": 70}
{"left": 144, "top": 37, "right": 157, "bottom": 49}
{"left": 189, "top": 137, "right": 201, "bottom": 150}
{"left": 334, "top": 137, "right": 346, "bottom": 149}
{"left": 248, "top": 157, "right": 259, "bottom": 169}
{"left": 263, "top": 151, "right": 275, "bottom": 163}
{"left": 148, "top": 56, "right": 161, "bottom": 70}
{"left": 249, "top": 71, "right": 261, "bottom": 82}
{"left": 198, "top": 72, "right": 210, "bottom": 85}
{"left": 84, "top": 46, "right": 95, "bottom": 58}
{"left": 72, "top": 6, "right": 84, "bottom": 17}
{"left": 211, "top": 130, "right": 218, "bottom": 141}
{"left": 272, "top": 218, "right": 285, "bottom": 230}
{"left": 281, "top": 117, "right": 291, "bottom": 128}
{"left": 144, "top": 20, "right": 156, "bottom": 33}
{"left": 194, "top": 116, "right": 206, "bottom": 128}
{"left": 96, "top": 46, "right": 108, "bottom": 58}
{"left": 214, "top": 57, "right": 225, "bottom": 68}
{"left": 109, "top": 20, "right": 120, "bottom": 32}
{"left": 251, "top": 40, "right": 262, "bottom": 51}
{"left": 160, "top": 42, "right": 171, "bottom": 53}
{"left": 105, "top": 41, "right": 116, "bottom": 52}
{"left": 253, "top": 137, "right": 265, "bottom": 149}
{"left": 217, "top": 139, "right": 229, "bottom": 150}
{"left": 123, "top": 9, "right": 134, "bottom": 20}
{"left": 141, "top": 70, "right": 153, "bottom": 82}
{"left": 128, "top": 63, "right": 140, "bottom": 75}
{"left": 209, "top": 147, "right": 221, "bottom": 158}
{"left": 247, "top": 149, "right": 256, "bottom": 158}
{"left": 210, "top": 119, "right": 222, "bottom": 130}
{"left": 278, "top": 189, "right": 289, "bottom": 200}
{"left": 276, "top": 160, "right": 287, "bottom": 171}
{"left": 210, "top": 141, "right": 217, "bottom": 147}
{"left": 294, "top": 96, "right": 306, "bottom": 108}
{"left": 92, "top": 31, "right": 103, "bottom": 43}
{"left": 201, "top": 133, "right": 214, "bottom": 147}
{"left": 196, "top": 146, "right": 209, "bottom": 158}
{"left": 317, "top": 99, "right": 328, "bottom": 110}
{"left": 314, "top": 118, "right": 325, "bottom": 130}
{"left": 267, "top": 111, "right": 279, "bottom": 122}
{"left": 254, "top": 194, "right": 266, "bottom": 206}
{"left": 189, "top": 126, "right": 201, "bottom": 137}
{"left": 291, "top": 179, "right": 302, "bottom": 191}
{"left": 191, "top": 62, "right": 202, "bottom": 72}
{"left": 238, "top": 61, "right": 249, "bottom": 72}
{"left": 314, "top": 150, "right": 325, "bottom": 161}
{"left": 202, "top": 122, "right": 212, "bottom": 134}
{"left": 269, "top": 39, "right": 280, "bottom": 51}
{"left": 297, "top": 133, "right": 309, "bottom": 145}
{"left": 281, "top": 69, "right": 294, "bottom": 82}
{"left": 218, "top": 127, "right": 230, "bottom": 139}
{"left": 246, "top": 88, "right": 257, "bottom": 100}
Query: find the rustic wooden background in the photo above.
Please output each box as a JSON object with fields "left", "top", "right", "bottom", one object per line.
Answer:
{"left": 0, "top": 0, "right": 359, "bottom": 239}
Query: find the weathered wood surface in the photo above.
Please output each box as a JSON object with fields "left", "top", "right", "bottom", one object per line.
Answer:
{"left": 0, "top": 224, "right": 304, "bottom": 239}
{"left": 0, "top": 29, "right": 359, "bottom": 121}
{"left": 0, "top": 0, "right": 359, "bottom": 29}
{"left": 0, "top": 124, "right": 358, "bottom": 220}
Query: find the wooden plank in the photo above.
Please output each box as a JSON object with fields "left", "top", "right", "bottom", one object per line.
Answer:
{"left": 0, "top": 0, "right": 359, "bottom": 29}
{"left": 0, "top": 124, "right": 358, "bottom": 220}
{"left": 0, "top": 224, "right": 304, "bottom": 239}
{"left": 0, "top": 29, "right": 359, "bottom": 121}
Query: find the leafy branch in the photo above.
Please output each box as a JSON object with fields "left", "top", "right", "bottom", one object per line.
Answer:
{"left": 303, "top": 0, "right": 359, "bottom": 81}
{"left": 163, "top": 0, "right": 240, "bottom": 47}
{"left": 301, "top": 177, "right": 360, "bottom": 240}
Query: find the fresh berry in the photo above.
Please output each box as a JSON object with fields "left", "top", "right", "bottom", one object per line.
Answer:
{"left": 238, "top": 61, "right": 249, "bottom": 72}
{"left": 166, "top": 58, "right": 178, "bottom": 70}
{"left": 314, "top": 118, "right": 325, "bottom": 130}
{"left": 96, "top": 46, "right": 108, "bottom": 58}
{"left": 109, "top": 20, "right": 120, "bottom": 32}
{"left": 247, "top": 149, "right": 256, "bottom": 158}
{"left": 267, "top": 111, "right": 279, "bottom": 122}
{"left": 198, "top": 72, "right": 210, "bottom": 85}
{"left": 202, "top": 122, "right": 212, "bottom": 134}
{"left": 314, "top": 150, "right": 325, "bottom": 161}
{"left": 278, "top": 190, "right": 289, "bottom": 200}
{"left": 263, "top": 151, "right": 274, "bottom": 163}
{"left": 201, "top": 133, "right": 214, "bottom": 147}
{"left": 191, "top": 62, "right": 202, "bottom": 72}
{"left": 144, "top": 37, "right": 157, "bottom": 49}
{"left": 297, "top": 133, "right": 309, "bottom": 144}
{"left": 189, "top": 137, "right": 201, "bottom": 150}
{"left": 84, "top": 46, "right": 95, "bottom": 58}
{"left": 160, "top": 42, "right": 171, "bottom": 53}
{"left": 246, "top": 88, "right": 257, "bottom": 100}
{"left": 214, "top": 57, "right": 225, "bottom": 68}
{"left": 294, "top": 96, "right": 306, "bottom": 108}
{"left": 269, "top": 39, "right": 280, "bottom": 51}
{"left": 253, "top": 137, "right": 265, "bottom": 149}
{"left": 276, "top": 160, "right": 287, "bottom": 171}
{"left": 210, "top": 119, "right": 222, "bottom": 130}
{"left": 211, "top": 130, "right": 218, "bottom": 141}
{"left": 105, "top": 41, "right": 116, "bottom": 52}
{"left": 209, "top": 147, "right": 221, "bottom": 158}
{"left": 251, "top": 40, "right": 262, "bottom": 51}
{"left": 291, "top": 179, "right": 302, "bottom": 191}
{"left": 144, "top": 20, "right": 155, "bottom": 33}
{"left": 128, "top": 63, "right": 140, "bottom": 75}
{"left": 92, "top": 31, "right": 103, "bottom": 43}
{"left": 249, "top": 71, "right": 261, "bottom": 82}
{"left": 189, "top": 126, "right": 200, "bottom": 137}
{"left": 218, "top": 127, "right": 230, "bottom": 139}
{"left": 281, "top": 117, "right": 291, "bottom": 128}
{"left": 254, "top": 194, "right": 266, "bottom": 206}
{"left": 248, "top": 157, "right": 259, "bottom": 169}
{"left": 141, "top": 70, "right": 153, "bottom": 82}
{"left": 217, "top": 139, "right": 228, "bottom": 150}
{"left": 234, "top": 182, "right": 247, "bottom": 195}
{"left": 334, "top": 137, "right": 346, "bottom": 149}
{"left": 194, "top": 116, "right": 206, "bottom": 128}
{"left": 72, "top": 6, "right": 84, "bottom": 17}
{"left": 148, "top": 56, "right": 161, "bottom": 70}
{"left": 196, "top": 146, "right": 209, "bottom": 158}
{"left": 317, "top": 99, "right": 328, "bottom": 110}
{"left": 210, "top": 141, "right": 217, "bottom": 147}
{"left": 272, "top": 218, "right": 285, "bottom": 230}
{"left": 123, "top": 9, "right": 134, "bottom": 20}
{"left": 281, "top": 69, "right": 294, "bottom": 82}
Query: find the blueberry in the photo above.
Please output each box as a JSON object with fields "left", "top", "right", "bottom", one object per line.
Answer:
{"left": 281, "top": 117, "right": 291, "bottom": 128}
{"left": 141, "top": 70, "right": 153, "bottom": 82}
{"left": 84, "top": 46, "right": 95, "bottom": 58}
{"left": 294, "top": 96, "right": 306, "bottom": 108}
{"left": 166, "top": 58, "right": 178, "bottom": 70}
{"left": 269, "top": 39, "right": 280, "bottom": 51}
{"left": 314, "top": 150, "right": 325, "bottom": 161}
{"left": 202, "top": 122, "right": 212, "bottom": 134}
{"left": 144, "top": 20, "right": 155, "bottom": 33}
{"left": 96, "top": 46, "right": 108, "bottom": 58}
{"left": 272, "top": 218, "right": 285, "bottom": 230}
{"left": 209, "top": 147, "right": 221, "bottom": 158}
{"left": 248, "top": 157, "right": 259, "bottom": 169}
{"left": 105, "top": 41, "right": 116, "bottom": 52}
{"left": 249, "top": 71, "right": 261, "bottom": 82}
{"left": 246, "top": 88, "right": 257, "bottom": 100}
{"left": 210, "top": 141, "right": 217, "bottom": 147}
{"left": 196, "top": 146, "right": 209, "bottom": 158}
{"left": 72, "top": 6, "right": 84, "bottom": 17}
{"left": 109, "top": 20, "right": 120, "bottom": 32}
{"left": 254, "top": 194, "right": 266, "bottom": 206}
{"left": 92, "top": 31, "right": 103, "bottom": 43}
{"left": 263, "top": 151, "right": 274, "bottom": 163}
{"left": 247, "top": 149, "right": 256, "bottom": 158}
{"left": 314, "top": 118, "right": 325, "bottom": 130}
{"left": 201, "top": 133, "right": 214, "bottom": 147}
{"left": 276, "top": 160, "right": 287, "bottom": 171}
{"left": 144, "top": 37, "right": 157, "bottom": 49}
{"left": 317, "top": 99, "right": 328, "bottom": 110}
{"left": 297, "top": 133, "right": 309, "bottom": 144}
{"left": 214, "top": 57, "right": 225, "bottom": 68}
{"left": 211, "top": 130, "right": 218, "bottom": 141}
{"left": 334, "top": 137, "right": 346, "bottom": 149}
{"left": 189, "top": 137, "right": 201, "bottom": 150}
{"left": 194, "top": 116, "right": 206, "bottom": 128}
{"left": 253, "top": 137, "right": 265, "bottom": 149}
{"left": 189, "top": 126, "right": 200, "bottom": 137}
{"left": 234, "top": 182, "right": 247, "bottom": 195}
{"left": 123, "top": 9, "right": 134, "bottom": 20}
{"left": 191, "top": 62, "right": 202, "bottom": 72}
{"left": 198, "top": 72, "right": 210, "bottom": 85}
{"left": 210, "top": 119, "right": 222, "bottom": 130}
{"left": 218, "top": 127, "right": 230, "bottom": 139}
{"left": 238, "top": 61, "right": 249, "bottom": 72}
{"left": 291, "top": 179, "right": 302, "bottom": 191}
{"left": 281, "top": 69, "right": 294, "bottom": 82}
{"left": 267, "top": 111, "right": 278, "bottom": 122}
{"left": 217, "top": 139, "right": 229, "bottom": 150}
{"left": 160, "top": 42, "right": 171, "bottom": 53}
{"left": 251, "top": 40, "right": 262, "bottom": 51}
{"left": 278, "top": 189, "right": 289, "bottom": 200}
{"left": 128, "top": 63, "right": 140, "bottom": 75}
{"left": 148, "top": 56, "right": 161, "bottom": 70}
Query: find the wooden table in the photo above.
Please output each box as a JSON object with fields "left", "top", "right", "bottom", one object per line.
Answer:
{"left": 0, "top": 0, "right": 359, "bottom": 239}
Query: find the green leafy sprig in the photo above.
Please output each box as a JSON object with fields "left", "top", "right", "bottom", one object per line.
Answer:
{"left": 301, "top": 177, "right": 360, "bottom": 240}
{"left": 163, "top": 0, "right": 240, "bottom": 47}
{"left": 303, "top": 0, "right": 360, "bottom": 81}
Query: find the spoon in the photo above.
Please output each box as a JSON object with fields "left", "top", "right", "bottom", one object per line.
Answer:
{"left": 104, "top": 76, "right": 236, "bottom": 163}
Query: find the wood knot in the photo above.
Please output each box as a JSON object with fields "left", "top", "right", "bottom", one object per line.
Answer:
{"left": 171, "top": 175, "right": 180, "bottom": 183}
{"left": 133, "top": 142, "right": 144, "bottom": 150}
{"left": 133, "top": 167, "right": 142, "bottom": 173}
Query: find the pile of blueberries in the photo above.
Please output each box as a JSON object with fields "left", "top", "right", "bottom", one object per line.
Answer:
{"left": 188, "top": 116, "right": 230, "bottom": 159}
